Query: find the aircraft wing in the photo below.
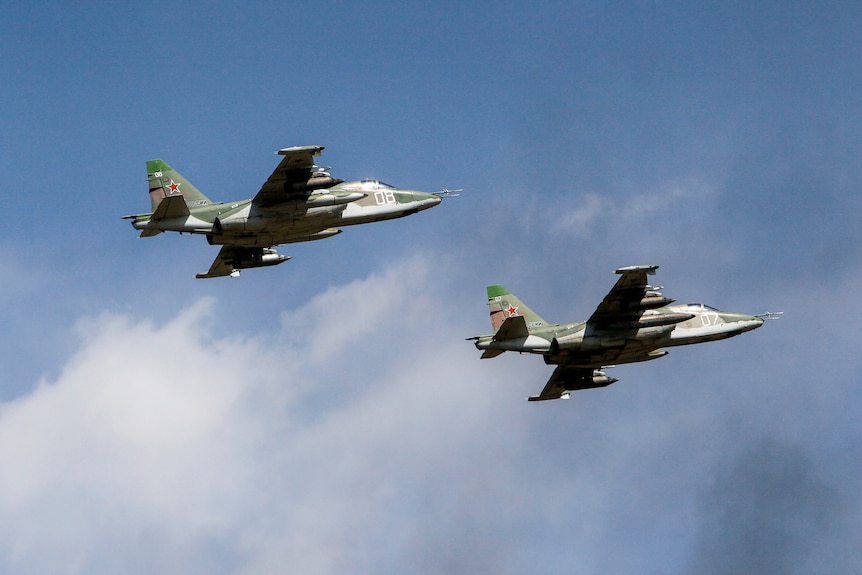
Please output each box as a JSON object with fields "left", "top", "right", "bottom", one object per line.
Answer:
{"left": 252, "top": 145, "right": 327, "bottom": 206}
{"left": 585, "top": 265, "right": 660, "bottom": 327}
{"left": 196, "top": 246, "right": 240, "bottom": 278}
{"left": 195, "top": 246, "right": 290, "bottom": 279}
{"left": 528, "top": 366, "right": 618, "bottom": 401}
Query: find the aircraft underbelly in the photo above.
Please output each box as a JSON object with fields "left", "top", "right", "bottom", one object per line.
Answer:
{"left": 336, "top": 198, "right": 440, "bottom": 227}
{"left": 548, "top": 329, "right": 672, "bottom": 368}
{"left": 338, "top": 204, "right": 407, "bottom": 225}
{"left": 208, "top": 215, "right": 344, "bottom": 246}
{"left": 203, "top": 195, "right": 440, "bottom": 247}
{"left": 565, "top": 340, "right": 664, "bottom": 367}
{"left": 667, "top": 320, "right": 760, "bottom": 346}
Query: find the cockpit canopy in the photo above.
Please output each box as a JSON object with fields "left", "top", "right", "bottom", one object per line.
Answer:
{"left": 338, "top": 179, "right": 397, "bottom": 192}
{"left": 360, "top": 179, "right": 395, "bottom": 190}
{"left": 681, "top": 303, "right": 719, "bottom": 312}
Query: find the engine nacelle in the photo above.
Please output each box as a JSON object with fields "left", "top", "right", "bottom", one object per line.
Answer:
{"left": 551, "top": 333, "right": 615, "bottom": 352}
{"left": 213, "top": 216, "right": 266, "bottom": 233}
{"left": 552, "top": 334, "right": 582, "bottom": 352}
{"left": 551, "top": 322, "right": 678, "bottom": 354}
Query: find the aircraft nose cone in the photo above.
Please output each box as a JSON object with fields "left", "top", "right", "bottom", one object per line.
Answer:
{"left": 739, "top": 314, "right": 764, "bottom": 332}
{"left": 411, "top": 191, "right": 442, "bottom": 209}
{"left": 423, "top": 192, "right": 442, "bottom": 204}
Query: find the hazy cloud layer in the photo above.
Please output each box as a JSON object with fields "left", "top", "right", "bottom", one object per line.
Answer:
{"left": 0, "top": 256, "right": 859, "bottom": 574}
{"left": 0, "top": 259, "right": 522, "bottom": 574}
{"left": 1, "top": 2, "right": 860, "bottom": 573}
{"left": 688, "top": 438, "right": 844, "bottom": 575}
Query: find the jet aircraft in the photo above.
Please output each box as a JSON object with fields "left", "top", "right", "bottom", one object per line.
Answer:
{"left": 123, "top": 146, "right": 451, "bottom": 278}
{"left": 469, "top": 265, "right": 780, "bottom": 401}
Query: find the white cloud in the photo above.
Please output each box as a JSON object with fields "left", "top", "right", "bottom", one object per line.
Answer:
{"left": 0, "top": 298, "right": 275, "bottom": 572}
{"left": 550, "top": 178, "right": 719, "bottom": 239}
{"left": 0, "top": 256, "right": 859, "bottom": 574}
{"left": 0, "top": 256, "right": 528, "bottom": 574}
{"left": 551, "top": 192, "right": 609, "bottom": 236}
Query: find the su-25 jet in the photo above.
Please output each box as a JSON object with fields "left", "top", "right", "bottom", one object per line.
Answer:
{"left": 123, "top": 146, "right": 451, "bottom": 278}
{"left": 469, "top": 265, "right": 781, "bottom": 401}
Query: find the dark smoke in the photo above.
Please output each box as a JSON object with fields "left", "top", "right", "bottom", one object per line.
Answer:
{"left": 686, "top": 437, "right": 842, "bottom": 575}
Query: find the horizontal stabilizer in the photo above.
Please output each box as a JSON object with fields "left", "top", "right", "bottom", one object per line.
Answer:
{"left": 493, "top": 315, "right": 529, "bottom": 341}
{"left": 481, "top": 349, "right": 505, "bottom": 359}
{"left": 139, "top": 229, "right": 162, "bottom": 238}
{"left": 150, "top": 194, "right": 189, "bottom": 221}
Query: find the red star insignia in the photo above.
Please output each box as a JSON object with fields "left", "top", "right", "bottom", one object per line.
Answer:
{"left": 507, "top": 306, "right": 518, "bottom": 316}
{"left": 168, "top": 180, "right": 181, "bottom": 194}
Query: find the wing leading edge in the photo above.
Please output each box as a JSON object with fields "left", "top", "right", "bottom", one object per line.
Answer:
{"left": 586, "top": 265, "right": 662, "bottom": 326}
{"left": 253, "top": 146, "right": 344, "bottom": 206}
{"left": 528, "top": 265, "right": 661, "bottom": 400}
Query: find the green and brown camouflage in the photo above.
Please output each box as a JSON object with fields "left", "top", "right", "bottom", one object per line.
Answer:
{"left": 486, "top": 285, "right": 550, "bottom": 331}
{"left": 470, "top": 265, "right": 780, "bottom": 401}
{"left": 123, "top": 146, "right": 451, "bottom": 277}
{"left": 146, "top": 159, "right": 213, "bottom": 211}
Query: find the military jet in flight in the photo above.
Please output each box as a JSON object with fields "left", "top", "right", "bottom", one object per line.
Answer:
{"left": 469, "top": 265, "right": 780, "bottom": 401}
{"left": 123, "top": 146, "right": 451, "bottom": 278}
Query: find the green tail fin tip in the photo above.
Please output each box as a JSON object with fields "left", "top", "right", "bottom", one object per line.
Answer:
{"left": 486, "top": 285, "right": 547, "bottom": 331}
{"left": 146, "top": 159, "right": 212, "bottom": 211}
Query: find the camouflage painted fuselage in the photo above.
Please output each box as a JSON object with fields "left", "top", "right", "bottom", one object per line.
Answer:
{"left": 470, "top": 266, "right": 777, "bottom": 401}
{"left": 124, "top": 147, "right": 450, "bottom": 277}
{"left": 473, "top": 303, "right": 763, "bottom": 369}
{"left": 130, "top": 179, "right": 441, "bottom": 247}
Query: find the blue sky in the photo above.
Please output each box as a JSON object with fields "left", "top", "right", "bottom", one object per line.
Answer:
{"left": 1, "top": 1, "right": 861, "bottom": 573}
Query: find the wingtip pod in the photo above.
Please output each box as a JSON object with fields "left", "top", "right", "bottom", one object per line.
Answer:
{"left": 276, "top": 145, "right": 324, "bottom": 156}
{"left": 615, "top": 264, "right": 659, "bottom": 275}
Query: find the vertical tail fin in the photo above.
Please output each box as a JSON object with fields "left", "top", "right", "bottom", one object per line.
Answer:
{"left": 146, "top": 159, "right": 213, "bottom": 211}
{"left": 486, "top": 285, "right": 548, "bottom": 332}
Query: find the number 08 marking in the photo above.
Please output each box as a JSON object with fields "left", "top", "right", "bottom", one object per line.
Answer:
{"left": 374, "top": 190, "right": 396, "bottom": 205}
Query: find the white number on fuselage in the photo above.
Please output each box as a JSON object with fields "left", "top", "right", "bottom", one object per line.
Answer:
{"left": 374, "top": 190, "right": 396, "bottom": 205}
{"left": 700, "top": 312, "right": 721, "bottom": 326}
